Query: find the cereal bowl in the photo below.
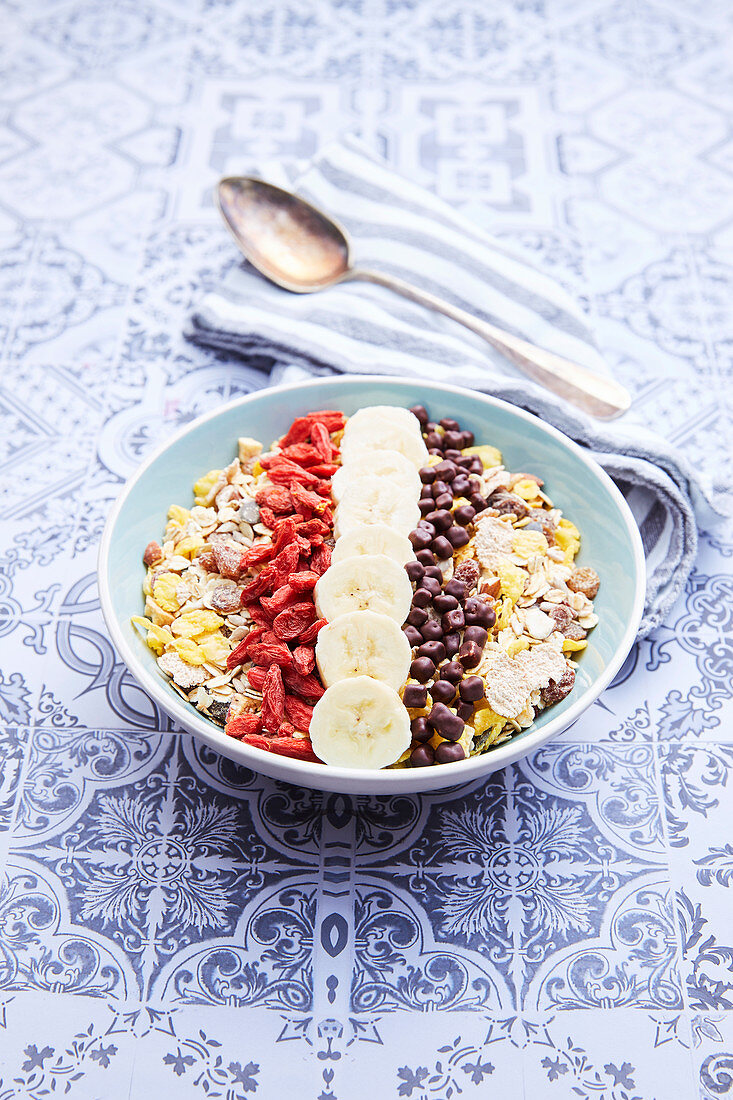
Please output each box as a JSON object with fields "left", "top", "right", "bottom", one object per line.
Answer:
{"left": 98, "top": 376, "right": 645, "bottom": 793}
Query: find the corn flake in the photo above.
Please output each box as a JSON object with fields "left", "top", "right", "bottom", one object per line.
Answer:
{"left": 172, "top": 637, "right": 205, "bottom": 665}
{"left": 497, "top": 561, "right": 526, "bottom": 604}
{"left": 132, "top": 616, "right": 173, "bottom": 656}
{"left": 193, "top": 469, "right": 222, "bottom": 505}
{"left": 171, "top": 610, "right": 224, "bottom": 638}
{"left": 463, "top": 444, "right": 502, "bottom": 468}
{"left": 152, "top": 572, "right": 183, "bottom": 613}
{"left": 512, "top": 530, "right": 548, "bottom": 559}
{"left": 513, "top": 478, "right": 542, "bottom": 501}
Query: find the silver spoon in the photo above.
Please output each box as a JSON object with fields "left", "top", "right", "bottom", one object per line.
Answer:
{"left": 216, "top": 177, "right": 631, "bottom": 420}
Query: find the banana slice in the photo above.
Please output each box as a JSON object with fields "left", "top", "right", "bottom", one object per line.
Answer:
{"left": 331, "top": 449, "right": 421, "bottom": 504}
{"left": 309, "top": 675, "right": 411, "bottom": 769}
{"left": 334, "top": 477, "right": 420, "bottom": 538}
{"left": 344, "top": 405, "right": 423, "bottom": 440}
{"left": 314, "top": 553, "right": 413, "bottom": 623}
{"left": 331, "top": 523, "right": 415, "bottom": 566}
{"left": 340, "top": 420, "right": 428, "bottom": 468}
{"left": 316, "top": 609, "right": 411, "bottom": 689}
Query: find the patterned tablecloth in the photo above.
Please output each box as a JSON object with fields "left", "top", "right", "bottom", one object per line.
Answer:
{"left": 1, "top": 1, "right": 733, "bottom": 1097}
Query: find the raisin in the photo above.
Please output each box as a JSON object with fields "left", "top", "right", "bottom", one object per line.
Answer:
{"left": 196, "top": 549, "right": 217, "bottom": 571}
{"left": 488, "top": 492, "right": 530, "bottom": 519}
{"left": 567, "top": 567, "right": 600, "bottom": 599}
{"left": 212, "top": 542, "right": 244, "bottom": 579}
{"left": 549, "top": 605, "right": 586, "bottom": 639}
{"left": 541, "top": 665, "right": 576, "bottom": 706}
{"left": 210, "top": 585, "right": 242, "bottom": 614}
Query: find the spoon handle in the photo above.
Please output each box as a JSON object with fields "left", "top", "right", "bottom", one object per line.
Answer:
{"left": 352, "top": 267, "right": 630, "bottom": 420}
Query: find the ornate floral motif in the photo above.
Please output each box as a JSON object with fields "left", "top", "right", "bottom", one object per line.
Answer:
{"left": 678, "top": 890, "right": 733, "bottom": 1011}
{"left": 1, "top": 0, "right": 732, "bottom": 1088}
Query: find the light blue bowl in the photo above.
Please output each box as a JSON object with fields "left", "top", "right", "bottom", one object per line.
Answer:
{"left": 99, "top": 377, "right": 645, "bottom": 793}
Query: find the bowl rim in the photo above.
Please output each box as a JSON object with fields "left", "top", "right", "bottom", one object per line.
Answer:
{"left": 98, "top": 375, "right": 646, "bottom": 792}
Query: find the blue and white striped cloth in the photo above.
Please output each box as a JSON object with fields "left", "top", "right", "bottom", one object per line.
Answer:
{"left": 186, "top": 138, "right": 725, "bottom": 638}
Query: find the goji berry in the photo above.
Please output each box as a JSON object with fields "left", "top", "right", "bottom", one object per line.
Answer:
{"left": 289, "top": 571, "right": 318, "bottom": 592}
{"left": 269, "top": 466, "right": 322, "bottom": 490}
{"left": 246, "top": 666, "right": 267, "bottom": 691}
{"left": 292, "top": 645, "right": 315, "bottom": 675}
{"left": 240, "top": 733, "right": 322, "bottom": 763}
{"left": 241, "top": 542, "right": 273, "bottom": 569}
{"left": 261, "top": 665, "right": 285, "bottom": 730}
{"left": 226, "top": 711, "right": 263, "bottom": 738}
{"left": 226, "top": 626, "right": 265, "bottom": 668}
{"left": 290, "top": 483, "right": 323, "bottom": 515}
{"left": 249, "top": 640, "right": 293, "bottom": 668}
{"left": 247, "top": 605, "right": 272, "bottom": 628}
{"left": 310, "top": 421, "right": 333, "bottom": 462}
{"left": 279, "top": 442, "right": 322, "bottom": 465}
{"left": 255, "top": 485, "right": 293, "bottom": 512}
{"left": 239, "top": 572, "right": 272, "bottom": 605}
{"left": 278, "top": 417, "right": 312, "bottom": 448}
{"left": 296, "top": 518, "right": 329, "bottom": 539}
{"left": 284, "top": 695, "right": 314, "bottom": 731}
{"left": 297, "top": 617, "right": 327, "bottom": 645}
{"left": 307, "top": 463, "right": 339, "bottom": 478}
{"left": 270, "top": 541, "right": 300, "bottom": 585}
{"left": 258, "top": 506, "right": 277, "bottom": 530}
{"left": 261, "top": 583, "right": 297, "bottom": 617}
{"left": 282, "top": 668, "right": 325, "bottom": 703}
{"left": 310, "top": 544, "right": 332, "bottom": 576}
{"left": 270, "top": 517, "right": 298, "bottom": 556}
{"left": 277, "top": 720, "right": 298, "bottom": 737}
{"left": 305, "top": 410, "right": 345, "bottom": 430}
{"left": 273, "top": 602, "right": 317, "bottom": 641}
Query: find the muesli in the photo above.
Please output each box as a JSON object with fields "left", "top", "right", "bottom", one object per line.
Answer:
{"left": 133, "top": 404, "right": 599, "bottom": 769}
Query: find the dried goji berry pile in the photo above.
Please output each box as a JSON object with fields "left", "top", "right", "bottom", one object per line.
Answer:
{"left": 223, "top": 409, "right": 345, "bottom": 763}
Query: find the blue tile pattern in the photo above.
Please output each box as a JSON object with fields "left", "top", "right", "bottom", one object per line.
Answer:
{"left": 0, "top": 0, "right": 732, "bottom": 1095}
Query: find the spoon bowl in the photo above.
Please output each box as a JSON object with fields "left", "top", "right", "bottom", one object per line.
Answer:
{"left": 217, "top": 177, "right": 350, "bottom": 291}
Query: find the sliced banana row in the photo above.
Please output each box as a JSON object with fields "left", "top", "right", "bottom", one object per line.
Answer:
{"left": 311, "top": 406, "right": 424, "bottom": 768}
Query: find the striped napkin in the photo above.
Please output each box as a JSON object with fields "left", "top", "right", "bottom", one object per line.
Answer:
{"left": 186, "top": 138, "right": 724, "bottom": 638}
